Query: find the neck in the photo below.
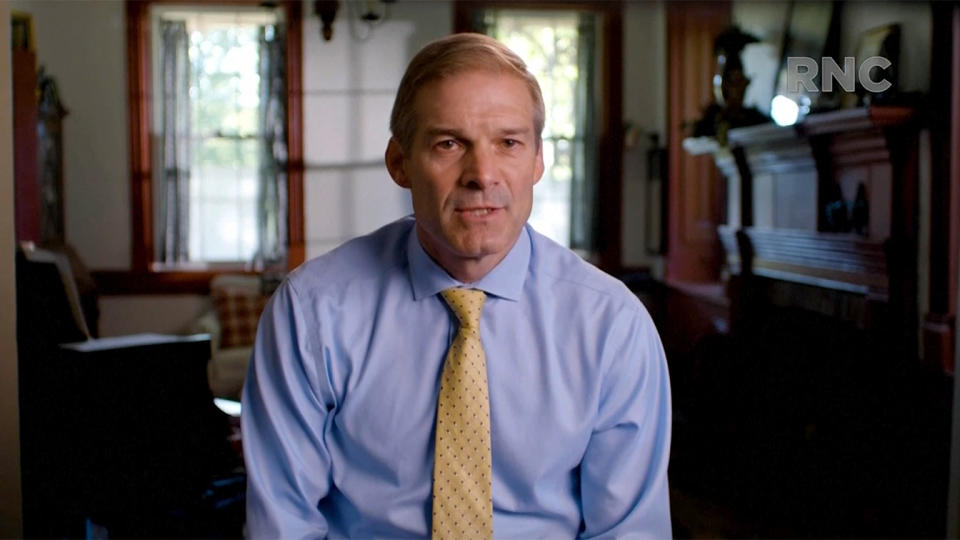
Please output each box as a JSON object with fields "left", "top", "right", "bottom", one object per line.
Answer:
{"left": 415, "top": 225, "right": 512, "bottom": 284}
{"left": 441, "top": 258, "right": 500, "bottom": 284}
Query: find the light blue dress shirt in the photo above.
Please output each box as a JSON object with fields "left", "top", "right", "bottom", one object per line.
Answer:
{"left": 242, "top": 216, "right": 672, "bottom": 539}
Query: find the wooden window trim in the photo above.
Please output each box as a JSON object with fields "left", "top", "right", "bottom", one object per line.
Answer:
{"left": 105, "top": 0, "right": 304, "bottom": 295}
{"left": 453, "top": 0, "right": 624, "bottom": 275}
{"left": 92, "top": 269, "right": 259, "bottom": 296}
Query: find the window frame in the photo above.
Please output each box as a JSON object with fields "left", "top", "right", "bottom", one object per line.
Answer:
{"left": 101, "top": 0, "right": 304, "bottom": 294}
{"left": 453, "top": 0, "right": 624, "bottom": 274}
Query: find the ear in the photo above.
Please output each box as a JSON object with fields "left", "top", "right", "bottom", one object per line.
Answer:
{"left": 533, "top": 140, "right": 545, "bottom": 186}
{"left": 385, "top": 138, "right": 410, "bottom": 189}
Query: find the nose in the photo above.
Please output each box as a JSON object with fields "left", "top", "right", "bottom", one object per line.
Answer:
{"left": 461, "top": 145, "right": 498, "bottom": 190}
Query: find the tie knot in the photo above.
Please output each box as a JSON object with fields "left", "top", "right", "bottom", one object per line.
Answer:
{"left": 441, "top": 288, "right": 485, "bottom": 329}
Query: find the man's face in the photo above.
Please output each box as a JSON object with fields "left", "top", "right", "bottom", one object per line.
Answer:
{"left": 386, "top": 70, "right": 544, "bottom": 280}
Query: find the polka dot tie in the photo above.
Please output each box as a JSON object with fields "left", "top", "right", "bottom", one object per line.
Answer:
{"left": 432, "top": 288, "right": 492, "bottom": 539}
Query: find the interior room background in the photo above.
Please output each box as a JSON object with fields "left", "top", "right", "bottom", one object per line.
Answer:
{"left": 7, "top": 0, "right": 665, "bottom": 337}
{"left": 4, "top": 0, "right": 960, "bottom": 537}
{"left": 8, "top": 0, "right": 934, "bottom": 338}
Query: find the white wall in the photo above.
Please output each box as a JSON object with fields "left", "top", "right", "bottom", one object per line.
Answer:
{"left": 11, "top": 0, "right": 130, "bottom": 270}
{"left": 1, "top": 0, "right": 24, "bottom": 533}
{"left": 301, "top": 0, "right": 450, "bottom": 258}
{"left": 621, "top": 0, "right": 667, "bottom": 275}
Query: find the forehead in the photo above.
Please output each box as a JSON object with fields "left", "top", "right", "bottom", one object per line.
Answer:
{"left": 412, "top": 69, "right": 534, "bottom": 128}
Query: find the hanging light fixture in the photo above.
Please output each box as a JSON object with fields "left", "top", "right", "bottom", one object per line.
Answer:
{"left": 314, "top": 0, "right": 395, "bottom": 42}
{"left": 314, "top": 0, "right": 340, "bottom": 41}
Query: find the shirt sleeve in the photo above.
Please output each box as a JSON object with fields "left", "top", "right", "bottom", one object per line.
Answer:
{"left": 578, "top": 305, "right": 673, "bottom": 539}
{"left": 242, "top": 279, "right": 335, "bottom": 539}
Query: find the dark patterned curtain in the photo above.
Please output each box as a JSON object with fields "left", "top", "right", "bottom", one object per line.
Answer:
{"left": 570, "top": 13, "right": 599, "bottom": 252}
{"left": 158, "top": 20, "right": 190, "bottom": 264}
{"left": 256, "top": 23, "right": 288, "bottom": 269}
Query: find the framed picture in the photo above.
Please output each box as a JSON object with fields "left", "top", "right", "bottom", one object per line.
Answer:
{"left": 850, "top": 24, "right": 900, "bottom": 107}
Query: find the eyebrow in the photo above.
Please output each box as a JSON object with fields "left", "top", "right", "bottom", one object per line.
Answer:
{"left": 423, "top": 128, "right": 464, "bottom": 139}
{"left": 422, "top": 126, "right": 533, "bottom": 139}
{"left": 497, "top": 127, "right": 533, "bottom": 138}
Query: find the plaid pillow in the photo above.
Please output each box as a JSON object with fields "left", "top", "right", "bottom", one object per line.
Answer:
{"left": 213, "top": 287, "right": 269, "bottom": 349}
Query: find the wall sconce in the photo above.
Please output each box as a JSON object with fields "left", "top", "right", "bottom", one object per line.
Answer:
{"left": 314, "top": 0, "right": 395, "bottom": 42}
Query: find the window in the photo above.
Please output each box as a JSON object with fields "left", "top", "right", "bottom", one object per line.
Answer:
{"left": 456, "top": 1, "right": 623, "bottom": 271}
{"left": 484, "top": 10, "right": 599, "bottom": 251}
{"left": 152, "top": 6, "right": 285, "bottom": 267}
{"left": 121, "top": 0, "right": 303, "bottom": 290}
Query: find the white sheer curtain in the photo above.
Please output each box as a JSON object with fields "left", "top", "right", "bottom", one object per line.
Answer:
{"left": 156, "top": 12, "right": 287, "bottom": 268}
{"left": 569, "top": 13, "right": 599, "bottom": 253}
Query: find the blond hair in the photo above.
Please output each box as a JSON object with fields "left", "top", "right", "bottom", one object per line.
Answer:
{"left": 389, "top": 32, "right": 545, "bottom": 152}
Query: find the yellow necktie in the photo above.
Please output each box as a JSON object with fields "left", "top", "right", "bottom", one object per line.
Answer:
{"left": 432, "top": 288, "right": 493, "bottom": 539}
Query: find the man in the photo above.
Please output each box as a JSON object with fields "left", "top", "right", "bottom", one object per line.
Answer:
{"left": 242, "top": 33, "right": 672, "bottom": 538}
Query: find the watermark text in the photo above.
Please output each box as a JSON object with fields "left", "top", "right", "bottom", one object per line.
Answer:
{"left": 786, "top": 56, "right": 892, "bottom": 93}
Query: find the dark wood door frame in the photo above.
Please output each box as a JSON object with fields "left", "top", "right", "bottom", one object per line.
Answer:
{"left": 665, "top": 1, "right": 730, "bottom": 284}
{"left": 923, "top": 1, "right": 960, "bottom": 373}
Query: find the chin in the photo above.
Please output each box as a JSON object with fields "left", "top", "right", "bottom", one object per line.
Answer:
{"left": 442, "top": 232, "right": 489, "bottom": 255}
{"left": 450, "top": 240, "right": 494, "bottom": 260}
{"left": 471, "top": 224, "right": 522, "bottom": 250}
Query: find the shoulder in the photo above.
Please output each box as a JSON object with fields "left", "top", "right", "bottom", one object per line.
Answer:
{"left": 524, "top": 227, "right": 663, "bottom": 381}
{"left": 527, "top": 226, "right": 643, "bottom": 314}
{"left": 283, "top": 217, "right": 413, "bottom": 302}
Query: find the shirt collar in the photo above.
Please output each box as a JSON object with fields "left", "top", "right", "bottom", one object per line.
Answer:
{"left": 406, "top": 220, "right": 530, "bottom": 302}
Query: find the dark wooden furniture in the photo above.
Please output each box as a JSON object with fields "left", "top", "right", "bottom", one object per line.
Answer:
{"left": 16, "top": 249, "right": 242, "bottom": 538}
{"left": 716, "top": 106, "right": 921, "bottom": 360}
{"left": 663, "top": 107, "right": 951, "bottom": 538}
{"left": 924, "top": 1, "right": 960, "bottom": 375}
{"left": 53, "top": 336, "right": 238, "bottom": 536}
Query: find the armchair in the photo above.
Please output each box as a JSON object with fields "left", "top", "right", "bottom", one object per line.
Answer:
{"left": 191, "top": 273, "right": 270, "bottom": 400}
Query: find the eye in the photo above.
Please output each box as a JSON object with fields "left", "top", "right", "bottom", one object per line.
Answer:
{"left": 502, "top": 138, "right": 520, "bottom": 149}
{"left": 436, "top": 139, "right": 459, "bottom": 151}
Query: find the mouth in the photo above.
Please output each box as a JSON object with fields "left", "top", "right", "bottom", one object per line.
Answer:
{"left": 455, "top": 207, "right": 501, "bottom": 217}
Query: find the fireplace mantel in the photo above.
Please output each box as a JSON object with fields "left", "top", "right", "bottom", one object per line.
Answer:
{"left": 688, "top": 106, "right": 920, "bottom": 356}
